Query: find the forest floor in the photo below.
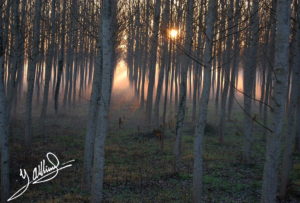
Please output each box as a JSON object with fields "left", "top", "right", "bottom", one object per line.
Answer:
{"left": 8, "top": 101, "right": 300, "bottom": 203}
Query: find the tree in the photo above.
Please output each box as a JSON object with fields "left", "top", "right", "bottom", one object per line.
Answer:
{"left": 227, "top": 0, "right": 241, "bottom": 120}
{"left": 0, "top": 11, "right": 10, "bottom": 202}
{"left": 154, "top": 0, "right": 171, "bottom": 127}
{"left": 243, "top": 0, "right": 259, "bottom": 162}
{"left": 41, "top": 0, "right": 56, "bottom": 119}
{"left": 279, "top": 1, "right": 300, "bottom": 198}
{"left": 91, "top": 0, "right": 116, "bottom": 201}
{"left": 25, "top": 0, "right": 42, "bottom": 147}
{"left": 146, "top": 0, "right": 162, "bottom": 123}
{"left": 54, "top": 0, "right": 67, "bottom": 114}
{"left": 261, "top": 0, "right": 292, "bottom": 201}
{"left": 193, "top": 0, "right": 217, "bottom": 201}
{"left": 218, "top": 0, "right": 234, "bottom": 143}
{"left": 83, "top": 21, "right": 103, "bottom": 192}
{"left": 174, "top": 0, "right": 194, "bottom": 171}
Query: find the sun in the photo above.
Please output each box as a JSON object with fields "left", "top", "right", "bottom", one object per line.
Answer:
{"left": 169, "top": 29, "right": 179, "bottom": 39}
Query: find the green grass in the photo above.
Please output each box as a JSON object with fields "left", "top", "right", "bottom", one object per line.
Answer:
{"left": 7, "top": 105, "right": 300, "bottom": 202}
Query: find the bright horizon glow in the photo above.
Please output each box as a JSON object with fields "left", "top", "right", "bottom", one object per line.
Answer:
{"left": 169, "top": 29, "right": 179, "bottom": 39}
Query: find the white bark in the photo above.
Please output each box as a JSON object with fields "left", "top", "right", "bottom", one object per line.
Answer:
{"left": 83, "top": 41, "right": 102, "bottom": 191}
{"left": 91, "top": 0, "right": 115, "bottom": 202}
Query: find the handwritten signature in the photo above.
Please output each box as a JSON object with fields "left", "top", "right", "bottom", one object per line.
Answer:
{"left": 7, "top": 152, "right": 75, "bottom": 202}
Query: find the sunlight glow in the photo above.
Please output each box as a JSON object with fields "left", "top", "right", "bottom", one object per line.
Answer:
{"left": 169, "top": 29, "right": 179, "bottom": 39}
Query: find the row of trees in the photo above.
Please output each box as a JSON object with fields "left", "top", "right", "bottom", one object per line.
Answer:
{"left": 0, "top": 0, "right": 299, "bottom": 202}
{"left": 125, "top": 0, "right": 299, "bottom": 202}
{"left": 0, "top": 0, "right": 101, "bottom": 201}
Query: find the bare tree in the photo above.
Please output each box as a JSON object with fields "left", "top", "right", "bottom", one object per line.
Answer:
{"left": 54, "top": 0, "right": 67, "bottom": 114}
{"left": 261, "top": 0, "right": 292, "bottom": 201}
{"left": 146, "top": 0, "right": 162, "bottom": 123}
{"left": 91, "top": 0, "right": 116, "bottom": 201}
{"left": 279, "top": 1, "right": 300, "bottom": 198}
{"left": 83, "top": 27, "right": 102, "bottom": 192}
{"left": 174, "top": 0, "right": 194, "bottom": 171}
{"left": 0, "top": 11, "right": 10, "bottom": 202}
{"left": 25, "top": 0, "right": 42, "bottom": 147}
{"left": 154, "top": 0, "right": 171, "bottom": 126}
{"left": 243, "top": 0, "right": 259, "bottom": 162}
{"left": 193, "top": 0, "right": 217, "bottom": 200}
{"left": 41, "top": 0, "right": 56, "bottom": 119}
{"left": 218, "top": 0, "right": 234, "bottom": 143}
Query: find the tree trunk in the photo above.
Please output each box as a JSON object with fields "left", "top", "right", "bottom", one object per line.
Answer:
{"left": 41, "top": 0, "right": 56, "bottom": 119}
{"left": 279, "top": 2, "right": 300, "bottom": 198}
{"left": 25, "top": 0, "right": 42, "bottom": 147}
{"left": 192, "top": 2, "right": 205, "bottom": 122}
{"left": 154, "top": 0, "right": 170, "bottom": 127}
{"left": 243, "top": 0, "right": 259, "bottom": 162}
{"left": 193, "top": 0, "right": 217, "bottom": 201}
{"left": 174, "top": 0, "right": 194, "bottom": 171}
{"left": 261, "top": 0, "right": 291, "bottom": 201}
{"left": 54, "top": 0, "right": 66, "bottom": 113}
{"left": 0, "top": 20, "right": 10, "bottom": 203}
{"left": 83, "top": 40, "right": 102, "bottom": 192}
{"left": 91, "top": 0, "right": 115, "bottom": 202}
{"left": 218, "top": 0, "right": 234, "bottom": 143}
{"left": 146, "top": 0, "right": 161, "bottom": 123}
{"left": 227, "top": 0, "right": 241, "bottom": 119}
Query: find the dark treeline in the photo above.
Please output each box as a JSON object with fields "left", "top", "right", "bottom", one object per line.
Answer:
{"left": 0, "top": 0, "right": 299, "bottom": 202}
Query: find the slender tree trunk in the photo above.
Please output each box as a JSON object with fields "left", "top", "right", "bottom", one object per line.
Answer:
{"left": 163, "top": 41, "right": 172, "bottom": 126}
{"left": 140, "top": 1, "right": 150, "bottom": 108}
{"left": 174, "top": 0, "right": 194, "bottom": 171}
{"left": 243, "top": 0, "right": 259, "bottom": 162}
{"left": 193, "top": 2, "right": 204, "bottom": 122}
{"left": 279, "top": 2, "right": 300, "bottom": 198}
{"left": 146, "top": 0, "right": 161, "bottom": 123}
{"left": 91, "top": 0, "right": 115, "bottom": 201}
{"left": 25, "top": 0, "right": 42, "bottom": 147}
{"left": 174, "top": 62, "right": 179, "bottom": 109}
{"left": 7, "top": 0, "right": 21, "bottom": 117}
{"left": 41, "top": 0, "right": 56, "bottom": 119}
{"left": 218, "top": 0, "right": 234, "bottom": 143}
{"left": 261, "top": 0, "right": 291, "bottom": 201}
{"left": 227, "top": 0, "right": 241, "bottom": 119}
{"left": 154, "top": 0, "right": 170, "bottom": 126}
{"left": 54, "top": 0, "right": 66, "bottom": 113}
{"left": 0, "top": 20, "right": 10, "bottom": 203}
{"left": 83, "top": 40, "right": 102, "bottom": 192}
{"left": 296, "top": 104, "right": 300, "bottom": 151}
{"left": 193, "top": 0, "right": 217, "bottom": 201}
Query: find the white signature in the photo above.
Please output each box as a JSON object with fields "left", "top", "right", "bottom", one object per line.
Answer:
{"left": 7, "top": 152, "right": 75, "bottom": 202}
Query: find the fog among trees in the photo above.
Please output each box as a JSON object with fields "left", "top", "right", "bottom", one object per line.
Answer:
{"left": 0, "top": 0, "right": 300, "bottom": 202}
